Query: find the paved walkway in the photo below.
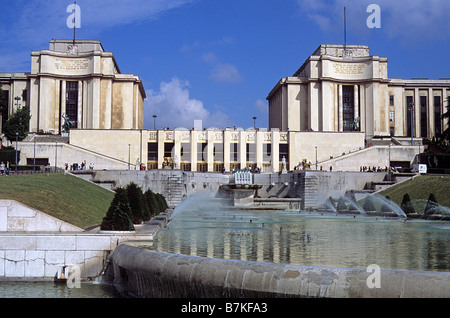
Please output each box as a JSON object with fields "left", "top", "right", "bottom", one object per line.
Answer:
{"left": 84, "top": 210, "right": 173, "bottom": 239}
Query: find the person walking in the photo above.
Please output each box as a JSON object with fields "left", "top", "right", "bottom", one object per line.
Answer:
{"left": 0, "top": 162, "right": 5, "bottom": 176}
{"left": 6, "top": 161, "right": 10, "bottom": 176}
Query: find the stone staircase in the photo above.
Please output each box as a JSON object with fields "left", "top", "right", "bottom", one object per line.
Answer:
{"left": 299, "top": 174, "right": 319, "bottom": 208}
{"left": 363, "top": 172, "right": 416, "bottom": 193}
{"left": 164, "top": 173, "right": 184, "bottom": 208}
{"left": 23, "top": 134, "right": 69, "bottom": 144}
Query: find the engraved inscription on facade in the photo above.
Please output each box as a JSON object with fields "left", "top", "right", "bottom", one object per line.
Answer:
{"left": 333, "top": 63, "right": 365, "bottom": 75}
{"left": 165, "top": 132, "right": 174, "bottom": 141}
{"left": 215, "top": 132, "right": 223, "bottom": 141}
{"left": 182, "top": 132, "right": 190, "bottom": 141}
{"left": 148, "top": 132, "right": 157, "bottom": 141}
{"left": 55, "top": 58, "right": 89, "bottom": 71}
{"left": 198, "top": 132, "right": 207, "bottom": 141}
{"left": 333, "top": 64, "right": 366, "bottom": 75}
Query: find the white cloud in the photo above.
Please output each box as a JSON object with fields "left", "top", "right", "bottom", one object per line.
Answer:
{"left": 182, "top": 38, "right": 242, "bottom": 83}
{"left": 0, "top": 0, "right": 195, "bottom": 71}
{"left": 181, "top": 37, "right": 235, "bottom": 52}
{"left": 201, "top": 52, "right": 219, "bottom": 64}
{"left": 254, "top": 99, "right": 268, "bottom": 115}
{"left": 297, "top": 0, "right": 450, "bottom": 42}
{"left": 145, "top": 77, "right": 232, "bottom": 129}
{"left": 209, "top": 63, "right": 243, "bottom": 83}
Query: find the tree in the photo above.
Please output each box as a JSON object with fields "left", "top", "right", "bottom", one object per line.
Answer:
{"left": 400, "top": 193, "right": 416, "bottom": 215}
{"left": 337, "top": 197, "right": 347, "bottom": 211}
{"left": 156, "top": 193, "right": 168, "bottom": 212}
{"left": 126, "top": 182, "right": 147, "bottom": 224}
{"left": 441, "top": 102, "right": 450, "bottom": 142}
{"left": 0, "top": 86, "right": 8, "bottom": 129}
{"left": 381, "top": 196, "right": 393, "bottom": 212}
{"left": 144, "top": 190, "right": 158, "bottom": 216}
{"left": 363, "top": 195, "right": 376, "bottom": 212}
{"left": 3, "top": 105, "right": 31, "bottom": 142}
{"left": 424, "top": 193, "right": 438, "bottom": 215}
{"left": 100, "top": 188, "right": 134, "bottom": 231}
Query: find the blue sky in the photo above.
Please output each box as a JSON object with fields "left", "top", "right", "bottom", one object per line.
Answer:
{"left": 1, "top": 0, "right": 449, "bottom": 130}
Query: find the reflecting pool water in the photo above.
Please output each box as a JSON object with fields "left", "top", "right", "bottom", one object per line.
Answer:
{"left": 0, "top": 281, "right": 118, "bottom": 298}
{"left": 147, "top": 195, "right": 450, "bottom": 272}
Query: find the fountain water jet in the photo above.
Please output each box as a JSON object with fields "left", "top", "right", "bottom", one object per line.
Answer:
{"left": 107, "top": 192, "right": 450, "bottom": 297}
{"left": 370, "top": 193, "right": 407, "bottom": 218}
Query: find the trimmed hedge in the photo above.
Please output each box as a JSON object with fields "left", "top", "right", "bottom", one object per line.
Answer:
{"left": 101, "top": 183, "right": 169, "bottom": 230}
{"left": 100, "top": 187, "right": 135, "bottom": 231}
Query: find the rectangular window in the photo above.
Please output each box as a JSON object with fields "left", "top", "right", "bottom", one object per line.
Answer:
{"left": 263, "top": 144, "right": 272, "bottom": 163}
{"left": 164, "top": 142, "right": 174, "bottom": 158}
{"left": 148, "top": 143, "right": 158, "bottom": 162}
{"left": 434, "top": 96, "right": 442, "bottom": 136}
{"left": 342, "top": 86, "right": 355, "bottom": 131}
{"left": 66, "top": 81, "right": 78, "bottom": 128}
{"left": 214, "top": 143, "right": 224, "bottom": 163}
{"left": 230, "top": 143, "right": 239, "bottom": 163}
{"left": 181, "top": 143, "right": 191, "bottom": 162}
{"left": 389, "top": 95, "right": 394, "bottom": 107}
{"left": 197, "top": 143, "right": 207, "bottom": 162}
{"left": 390, "top": 111, "right": 395, "bottom": 122}
{"left": 246, "top": 143, "right": 256, "bottom": 163}
{"left": 406, "top": 96, "right": 414, "bottom": 137}
{"left": 420, "top": 96, "right": 428, "bottom": 137}
{"left": 22, "top": 89, "right": 28, "bottom": 104}
{"left": 279, "top": 144, "right": 289, "bottom": 171}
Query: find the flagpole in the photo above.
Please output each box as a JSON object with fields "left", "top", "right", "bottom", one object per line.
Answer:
{"left": 344, "top": 7, "right": 347, "bottom": 50}
{"left": 73, "top": 1, "right": 77, "bottom": 46}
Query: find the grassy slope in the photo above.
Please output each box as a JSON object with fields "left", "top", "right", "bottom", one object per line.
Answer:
{"left": 0, "top": 173, "right": 114, "bottom": 229}
{"left": 379, "top": 175, "right": 450, "bottom": 213}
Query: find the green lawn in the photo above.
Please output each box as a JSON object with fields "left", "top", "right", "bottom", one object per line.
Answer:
{"left": 379, "top": 175, "right": 450, "bottom": 214}
{"left": 0, "top": 173, "right": 114, "bottom": 229}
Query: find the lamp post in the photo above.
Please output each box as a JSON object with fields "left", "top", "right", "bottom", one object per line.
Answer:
{"left": 153, "top": 115, "right": 157, "bottom": 130}
{"left": 14, "top": 96, "right": 21, "bottom": 109}
{"left": 128, "top": 144, "right": 131, "bottom": 170}
{"left": 15, "top": 132, "right": 18, "bottom": 173}
{"left": 253, "top": 116, "right": 257, "bottom": 129}
{"left": 315, "top": 146, "right": 318, "bottom": 170}
{"left": 55, "top": 141, "right": 58, "bottom": 172}
{"left": 33, "top": 136, "right": 36, "bottom": 171}
{"left": 388, "top": 144, "right": 391, "bottom": 174}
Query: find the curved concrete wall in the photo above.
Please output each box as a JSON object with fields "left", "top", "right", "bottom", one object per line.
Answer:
{"left": 110, "top": 244, "right": 450, "bottom": 298}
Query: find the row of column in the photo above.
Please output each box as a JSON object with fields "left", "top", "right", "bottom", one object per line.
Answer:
{"left": 410, "top": 88, "right": 448, "bottom": 139}
{"left": 152, "top": 130, "right": 287, "bottom": 173}
{"left": 336, "top": 84, "right": 370, "bottom": 134}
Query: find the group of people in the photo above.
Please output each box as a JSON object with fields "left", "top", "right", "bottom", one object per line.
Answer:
{"left": 0, "top": 161, "right": 11, "bottom": 176}
{"left": 66, "top": 161, "right": 94, "bottom": 171}
{"left": 360, "top": 166, "right": 390, "bottom": 172}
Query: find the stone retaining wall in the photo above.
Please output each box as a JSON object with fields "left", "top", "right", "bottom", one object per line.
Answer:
{"left": 0, "top": 233, "right": 114, "bottom": 280}
{"left": 109, "top": 244, "right": 450, "bottom": 298}
{"left": 0, "top": 200, "right": 163, "bottom": 281}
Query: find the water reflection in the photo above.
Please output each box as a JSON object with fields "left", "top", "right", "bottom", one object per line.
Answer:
{"left": 0, "top": 282, "right": 118, "bottom": 298}
{"left": 148, "top": 197, "right": 450, "bottom": 272}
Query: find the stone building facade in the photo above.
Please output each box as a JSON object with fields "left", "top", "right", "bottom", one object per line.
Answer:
{"left": 0, "top": 39, "right": 145, "bottom": 134}
{"left": 2, "top": 42, "right": 447, "bottom": 172}
{"left": 267, "top": 44, "right": 450, "bottom": 140}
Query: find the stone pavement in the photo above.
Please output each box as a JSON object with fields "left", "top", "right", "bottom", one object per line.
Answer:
{"left": 85, "top": 209, "right": 173, "bottom": 240}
